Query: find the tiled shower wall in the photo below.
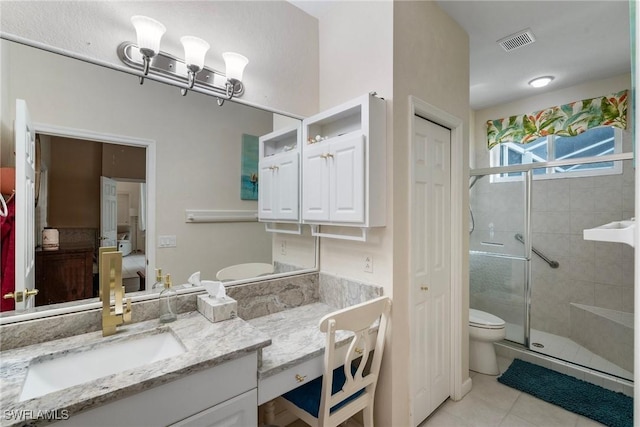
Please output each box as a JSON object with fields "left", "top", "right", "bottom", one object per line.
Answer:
{"left": 472, "top": 131, "right": 634, "bottom": 337}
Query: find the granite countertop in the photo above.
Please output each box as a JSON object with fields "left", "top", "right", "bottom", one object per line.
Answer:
{"left": 248, "top": 302, "right": 353, "bottom": 379}
{"left": 0, "top": 312, "right": 271, "bottom": 427}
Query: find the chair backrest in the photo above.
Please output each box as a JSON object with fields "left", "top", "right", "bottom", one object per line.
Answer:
{"left": 215, "top": 262, "right": 274, "bottom": 281}
{"left": 317, "top": 296, "right": 391, "bottom": 425}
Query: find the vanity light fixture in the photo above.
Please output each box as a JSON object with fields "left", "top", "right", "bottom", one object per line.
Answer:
{"left": 218, "top": 52, "right": 249, "bottom": 106}
{"left": 180, "top": 36, "right": 210, "bottom": 96}
{"left": 528, "top": 76, "right": 554, "bottom": 88}
{"left": 130, "top": 15, "right": 166, "bottom": 84}
{"left": 119, "top": 15, "right": 248, "bottom": 104}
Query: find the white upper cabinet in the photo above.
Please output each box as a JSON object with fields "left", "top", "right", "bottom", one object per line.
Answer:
{"left": 302, "top": 93, "right": 386, "bottom": 229}
{"left": 258, "top": 125, "right": 301, "bottom": 222}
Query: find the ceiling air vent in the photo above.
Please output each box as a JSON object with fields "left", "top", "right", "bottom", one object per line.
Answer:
{"left": 497, "top": 28, "right": 536, "bottom": 52}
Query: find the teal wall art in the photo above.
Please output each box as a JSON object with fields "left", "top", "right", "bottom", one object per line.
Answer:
{"left": 241, "top": 134, "right": 259, "bottom": 200}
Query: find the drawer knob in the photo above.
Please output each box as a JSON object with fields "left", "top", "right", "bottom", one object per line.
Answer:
{"left": 295, "top": 374, "right": 307, "bottom": 383}
{"left": 355, "top": 347, "right": 363, "bottom": 355}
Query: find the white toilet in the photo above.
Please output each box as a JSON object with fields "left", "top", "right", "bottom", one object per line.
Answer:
{"left": 469, "top": 308, "right": 506, "bottom": 375}
{"left": 117, "top": 234, "right": 132, "bottom": 257}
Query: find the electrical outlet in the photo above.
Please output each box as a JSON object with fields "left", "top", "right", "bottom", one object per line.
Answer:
{"left": 280, "top": 240, "right": 287, "bottom": 255}
{"left": 364, "top": 255, "right": 373, "bottom": 273}
{"left": 158, "top": 235, "right": 177, "bottom": 248}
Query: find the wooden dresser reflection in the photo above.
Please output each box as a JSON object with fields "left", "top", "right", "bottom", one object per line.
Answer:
{"left": 35, "top": 244, "right": 95, "bottom": 306}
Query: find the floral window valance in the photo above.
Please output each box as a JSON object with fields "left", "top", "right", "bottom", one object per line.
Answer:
{"left": 486, "top": 90, "right": 628, "bottom": 149}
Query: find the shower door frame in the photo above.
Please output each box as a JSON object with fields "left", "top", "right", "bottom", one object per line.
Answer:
{"left": 470, "top": 151, "right": 633, "bottom": 349}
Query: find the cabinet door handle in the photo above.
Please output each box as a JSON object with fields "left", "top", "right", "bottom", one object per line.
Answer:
{"left": 320, "top": 153, "right": 334, "bottom": 159}
{"left": 420, "top": 286, "right": 429, "bottom": 291}
{"left": 295, "top": 374, "right": 307, "bottom": 383}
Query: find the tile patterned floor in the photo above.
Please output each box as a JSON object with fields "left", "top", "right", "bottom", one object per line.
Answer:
{"left": 418, "top": 356, "right": 605, "bottom": 427}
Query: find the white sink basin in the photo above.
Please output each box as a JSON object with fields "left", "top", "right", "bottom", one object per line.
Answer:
{"left": 20, "top": 330, "right": 186, "bottom": 401}
{"left": 583, "top": 219, "right": 635, "bottom": 247}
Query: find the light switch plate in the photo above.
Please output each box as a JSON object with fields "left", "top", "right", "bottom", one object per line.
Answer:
{"left": 158, "top": 235, "right": 177, "bottom": 248}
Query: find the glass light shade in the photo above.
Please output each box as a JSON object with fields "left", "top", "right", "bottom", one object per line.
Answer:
{"left": 130, "top": 16, "right": 166, "bottom": 55}
{"left": 223, "top": 52, "right": 249, "bottom": 82}
{"left": 528, "top": 76, "right": 554, "bottom": 88}
{"left": 181, "top": 36, "right": 210, "bottom": 70}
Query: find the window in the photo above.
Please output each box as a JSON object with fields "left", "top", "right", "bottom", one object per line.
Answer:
{"left": 490, "top": 126, "right": 622, "bottom": 181}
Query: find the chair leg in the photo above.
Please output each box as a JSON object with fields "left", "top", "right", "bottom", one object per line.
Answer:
{"left": 363, "top": 406, "right": 374, "bottom": 427}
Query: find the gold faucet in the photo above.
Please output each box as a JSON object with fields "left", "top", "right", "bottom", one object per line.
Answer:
{"left": 99, "top": 247, "right": 132, "bottom": 337}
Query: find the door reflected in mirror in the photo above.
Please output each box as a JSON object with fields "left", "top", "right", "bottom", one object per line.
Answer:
{"left": 0, "top": 38, "right": 316, "bottom": 319}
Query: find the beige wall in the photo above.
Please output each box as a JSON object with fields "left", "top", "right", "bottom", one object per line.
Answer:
{"left": 308, "top": 1, "right": 395, "bottom": 424}
{"left": 393, "top": 2, "right": 470, "bottom": 425}
{"left": 312, "top": 1, "right": 470, "bottom": 424}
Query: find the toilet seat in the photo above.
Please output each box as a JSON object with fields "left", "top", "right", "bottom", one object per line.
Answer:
{"left": 469, "top": 308, "right": 505, "bottom": 329}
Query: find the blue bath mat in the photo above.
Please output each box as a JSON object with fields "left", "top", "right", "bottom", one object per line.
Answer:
{"left": 498, "top": 359, "right": 632, "bottom": 427}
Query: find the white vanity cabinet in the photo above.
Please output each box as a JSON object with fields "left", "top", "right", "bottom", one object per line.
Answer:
{"left": 258, "top": 125, "right": 301, "bottom": 223}
{"left": 55, "top": 353, "right": 257, "bottom": 427}
{"left": 302, "top": 93, "right": 386, "bottom": 234}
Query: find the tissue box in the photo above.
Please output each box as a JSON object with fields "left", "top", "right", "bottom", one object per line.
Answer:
{"left": 197, "top": 294, "right": 237, "bottom": 323}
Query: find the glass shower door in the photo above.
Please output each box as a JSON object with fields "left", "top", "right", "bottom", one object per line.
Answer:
{"left": 469, "top": 172, "right": 528, "bottom": 344}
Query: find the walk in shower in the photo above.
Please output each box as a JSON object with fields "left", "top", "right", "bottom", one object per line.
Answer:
{"left": 470, "top": 152, "right": 635, "bottom": 382}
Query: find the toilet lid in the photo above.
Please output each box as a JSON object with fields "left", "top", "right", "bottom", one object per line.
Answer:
{"left": 469, "top": 309, "right": 505, "bottom": 328}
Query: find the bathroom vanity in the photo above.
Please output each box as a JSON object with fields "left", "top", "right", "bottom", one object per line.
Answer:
{"left": 0, "top": 273, "right": 382, "bottom": 427}
{"left": 0, "top": 313, "right": 270, "bottom": 427}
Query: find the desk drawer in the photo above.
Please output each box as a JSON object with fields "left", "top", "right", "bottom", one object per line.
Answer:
{"left": 257, "top": 344, "right": 351, "bottom": 405}
{"left": 258, "top": 355, "right": 323, "bottom": 405}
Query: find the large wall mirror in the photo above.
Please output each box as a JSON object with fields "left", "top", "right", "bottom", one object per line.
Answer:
{"left": 0, "top": 38, "right": 317, "bottom": 321}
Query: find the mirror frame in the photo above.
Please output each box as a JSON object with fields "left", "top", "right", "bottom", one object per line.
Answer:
{"left": 0, "top": 35, "right": 318, "bottom": 326}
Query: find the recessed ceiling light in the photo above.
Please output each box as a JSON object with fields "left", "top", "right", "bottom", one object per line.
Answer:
{"left": 528, "top": 76, "right": 554, "bottom": 88}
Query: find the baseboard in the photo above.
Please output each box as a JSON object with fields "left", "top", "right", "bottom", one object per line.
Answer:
{"left": 460, "top": 377, "right": 473, "bottom": 399}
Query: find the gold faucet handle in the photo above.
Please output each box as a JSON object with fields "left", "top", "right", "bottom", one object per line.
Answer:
{"left": 123, "top": 298, "right": 132, "bottom": 323}
{"left": 114, "top": 285, "right": 125, "bottom": 315}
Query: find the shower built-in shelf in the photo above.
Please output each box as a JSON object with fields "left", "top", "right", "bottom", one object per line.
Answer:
{"left": 583, "top": 219, "right": 635, "bottom": 247}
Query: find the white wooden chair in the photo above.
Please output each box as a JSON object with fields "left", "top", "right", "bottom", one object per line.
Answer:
{"left": 215, "top": 262, "right": 274, "bottom": 281}
{"left": 278, "top": 296, "right": 392, "bottom": 427}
